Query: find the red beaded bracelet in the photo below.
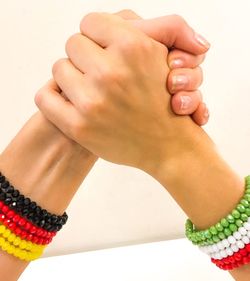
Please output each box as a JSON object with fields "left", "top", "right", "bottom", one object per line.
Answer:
{"left": 0, "top": 201, "right": 56, "bottom": 244}
{"left": 211, "top": 244, "right": 250, "bottom": 270}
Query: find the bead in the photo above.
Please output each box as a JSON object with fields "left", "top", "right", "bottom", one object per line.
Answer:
{"left": 246, "top": 244, "right": 250, "bottom": 252}
{"left": 222, "top": 236, "right": 230, "bottom": 248}
{"left": 228, "top": 236, "right": 236, "bottom": 245}
{"left": 229, "top": 224, "right": 237, "bottom": 232}
{"left": 239, "top": 227, "right": 247, "bottom": 236}
{"left": 246, "top": 208, "right": 250, "bottom": 216}
{"left": 224, "top": 228, "right": 232, "bottom": 237}
{"left": 231, "top": 244, "right": 239, "bottom": 252}
{"left": 6, "top": 211, "right": 15, "bottom": 219}
{"left": 217, "top": 242, "right": 224, "bottom": 250}
{"left": 240, "top": 199, "right": 250, "bottom": 208}
{"left": 212, "top": 235, "right": 220, "bottom": 243}
{"left": 221, "top": 218, "right": 229, "bottom": 228}
{"left": 18, "top": 218, "right": 26, "bottom": 227}
{"left": 226, "top": 248, "right": 233, "bottom": 256}
{"left": 215, "top": 223, "right": 224, "bottom": 232}
{"left": 232, "top": 210, "right": 241, "bottom": 219}
{"left": 244, "top": 222, "right": 250, "bottom": 231}
{"left": 236, "top": 241, "right": 245, "bottom": 249}
{"left": 218, "top": 232, "right": 226, "bottom": 240}
{"left": 241, "top": 213, "right": 248, "bottom": 222}
{"left": 220, "top": 250, "right": 227, "bottom": 258}
{"left": 233, "top": 231, "right": 242, "bottom": 240}
{"left": 0, "top": 225, "right": 6, "bottom": 234}
{"left": 30, "top": 226, "right": 37, "bottom": 234}
{"left": 244, "top": 194, "right": 250, "bottom": 202}
{"left": 215, "top": 252, "right": 222, "bottom": 260}
{"left": 236, "top": 219, "right": 243, "bottom": 227}
{"left": 242, "top": 236, "right": 250, "bottom": 244}
{"left": 227, "top": 215, "right": 235, "bottom": 224}
{"left": 3, "top": 229, "right": 11, "bottom": 238}
{"left": 2, "top": 205, "right": 9, "bottom": 213}
{"left": 1, "top": 181, "right": 10, "bottom": 189}
{"left": 237, "top": 204, "right": 246, "bottom": 213}
{"left": 13, "top": 215, "right": 20, "bottom": 223}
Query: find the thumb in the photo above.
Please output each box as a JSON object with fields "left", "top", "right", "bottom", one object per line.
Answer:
{"left": 130, "top": 15, "right": 210, "bottom": 55}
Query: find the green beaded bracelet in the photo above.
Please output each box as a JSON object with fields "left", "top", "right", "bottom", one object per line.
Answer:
{"left": 185, "top": 175, "right": 250, "bottom": 246}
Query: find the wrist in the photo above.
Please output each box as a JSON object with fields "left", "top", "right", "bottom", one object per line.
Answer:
{"left": 0, "top": 111, "right": 98, "bottom": 214}
{"left": 145, "top": 120, "right": 244, "bottom": 229}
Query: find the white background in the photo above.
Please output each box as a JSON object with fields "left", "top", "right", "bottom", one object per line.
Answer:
{"left": 0, "top": 0, "right": 250, "bottom": 272}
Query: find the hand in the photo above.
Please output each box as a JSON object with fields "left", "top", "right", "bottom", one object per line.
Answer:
{"left": 115, "top": 10, "right": 209, "bottom": 126}
{"left": 35, "top": 13, "right": 206, "bottom": 174}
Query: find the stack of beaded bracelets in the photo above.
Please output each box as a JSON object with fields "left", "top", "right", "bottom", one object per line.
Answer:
{"left": 0, "top": 171, "right": 68, "bottom": 261}
{"left": 185, "top": 175, "right": 250, "bottom": 271}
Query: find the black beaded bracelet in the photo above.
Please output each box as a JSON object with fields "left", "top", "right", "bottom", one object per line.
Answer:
{"left": 0, "top": 171, "right": 68, "bottom": 232}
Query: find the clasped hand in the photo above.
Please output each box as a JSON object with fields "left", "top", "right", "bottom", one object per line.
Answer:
{"left": 35, "top": 11, "right": 210, "bottom": 175}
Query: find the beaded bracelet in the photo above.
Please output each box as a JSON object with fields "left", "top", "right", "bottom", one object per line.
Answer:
{"left": 0, "top": 236, "right": 43, "bottom": 261}
{"left": 200, "top": 219, "right": 250, "bottom": 259}
{"left": 211, "top": 245, "right": 250, "bottom": 270}
{"left": 0, "top": 201, "right": 55, "bottom": 244}
{"left": 185, "top": 176, "right": 250, "bottom": 246}
{"left": 0, "top": 171, "right": 68, "bottom": 232}
{"left": 0, "top": 224, "right": 45, "bottom": 253}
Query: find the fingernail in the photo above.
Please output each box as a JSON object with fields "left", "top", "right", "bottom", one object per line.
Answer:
{"left": 194, "top": 32, "right": 210, "bottom": 49}
{"left": 172, "top": 75, "right": 188, "bottom": 91}
{"left": 169, "top": 58, "right": 184, "bottom": 69}
{"left": 180, "top": 95, "right": 192, "bottom": 110}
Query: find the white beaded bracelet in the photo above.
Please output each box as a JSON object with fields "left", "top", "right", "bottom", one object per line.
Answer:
{"left": 199, "top": 219, "right": 250, "bottom": 260}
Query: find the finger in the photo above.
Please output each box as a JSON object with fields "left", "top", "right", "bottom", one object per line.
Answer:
{"left": 168, "top": 67, "right": 203, "bottom": 94}
{"left": 168, "top": 49, "right": 205, "bottom": 69}
{"left": 34, "top": 81, "right": 85, "bottom": 141}
{"left": 130, "top": 15, "right": 210, "bottom": 55}
{"left": 171, "top": 90, "right": 202, "bottom": 115}
{"left": 52, "top": 58, "right": 94, "bottom": 110}
{"left": 65, "top": 33, "right": 106, "bottom": 74}
{"left": 114, "top": 9, "right": 142, "bottom": 20}
{"left": 43, "top": 78, "right": 61, "bottom": 92}
{"left": 79, "top": 12, "right": 145, "bottom": 47}
{"left": 191, "top": 102, "right": 209, "bottom": 126}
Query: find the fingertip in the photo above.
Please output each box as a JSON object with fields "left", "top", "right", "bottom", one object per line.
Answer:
{"left": 194, "top": 32, "right": 211, "bottom": 52}
{"left": 192, "top": 102, "right": 209, "bottom": 126}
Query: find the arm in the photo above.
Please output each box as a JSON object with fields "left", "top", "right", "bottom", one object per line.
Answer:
{"left": 146, "top": 125, "right": 247, "bottom": 280}
{"left": 0, "top": 109, "right": 97, "bottom": 281}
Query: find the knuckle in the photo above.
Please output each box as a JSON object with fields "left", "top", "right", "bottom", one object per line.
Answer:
{"left": 117, "top": 9, "right": 136, "bottom": 17}
{"left": 119, "top": 34, "right": 154, "bottom": 55}
{"left": 95, "top": 64, "right": 124, "bottom": 84}
{"left": 52, "top": 58, "right": 68, "bottom": 78}
{"left": 65, "top": 33, "right": 80, "bottom": 55}
{"left": 34, "top": 89, "right": 44, "bottom": 107}
{"left": 170, "top": 14, "right": 186, "bottom": 25}
{"left": 80, "top": 12, "right": 101, "bottom": 32}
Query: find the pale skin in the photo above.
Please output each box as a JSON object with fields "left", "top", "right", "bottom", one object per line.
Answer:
{"left": 36, "top": 11, "right": 250, "bottom": 281}
{"left": 0, "top": 12, "right": 208, "bottom": 281}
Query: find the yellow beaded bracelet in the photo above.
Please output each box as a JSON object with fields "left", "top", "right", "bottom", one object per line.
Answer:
{"left": 0, "top": 224, "right": 46, "bottom": 253}
{"left": 0, "top": 236, "right": 43, "bottom": 261}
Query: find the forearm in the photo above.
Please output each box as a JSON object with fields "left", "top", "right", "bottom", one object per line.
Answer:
{"left": 0, "top": 111, "right": 97, "bottom": 281}
{"left": 148, "top": 122, "right": 247, "bottom": 280}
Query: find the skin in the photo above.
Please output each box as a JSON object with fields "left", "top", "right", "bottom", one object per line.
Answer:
{"left": 0, "top": 12, "right": 207, "bottom": 281}
{"left": 36, "top": 12, "right": 250, "bottom": 280}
